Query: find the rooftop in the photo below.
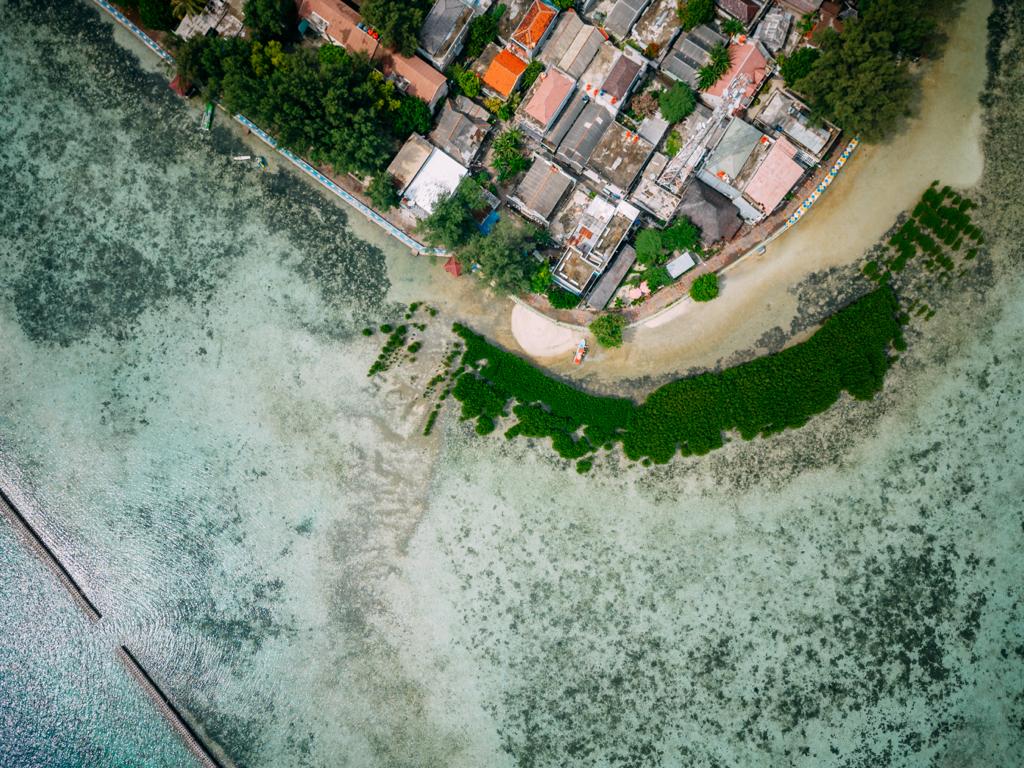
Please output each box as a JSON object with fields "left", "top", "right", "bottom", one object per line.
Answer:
{"left": 662, "top": 24, "right": 725, "bottom": 86}
{"left": 665, "top": 250, "right": 696, "bottom": 278}
{"left": 742, "top": 137, "right": 804, "bottom": 214}
{"left": 578, "top": 41, "right": 620, "bottom": 101}
{"left": 604, "top": 0, "right": 650, "bottom": 41}
{"left": 429, "top": 101, "right": 490, "bottom": 165}
{"left": 498, "top": 0, "right": 537, "bottom": 41}
{"left": 542, "top": 89, "right": 590, "bottom": 150}
{"left": 419, "top": 0, "right": 476, "bottom": 66}
{"left": 550, "top": 185, "right": 594, "bottom": 244}
{"left": 755, "top": 6, "right": 792, "bottom": 52}
{"left": 715, "top": 0, "right": 762, "bottom": 23}
{"left": 298, "top": 0, "right": 379, "bottom": 56}
{"left": 703, "top": 118, "right": 764, "bottom": 183}
{"left": 601, "top": 54, "right": 642, "bottom": 104}
{"left": 630, "top": 153, "right": 683, "bottom": 221}
{"left": 483, "top": 48, "right": 529, "bottom": 98}
{"left": 555, "top": 101, "right": 615, "bottom": 172}
{"left": 511, "top": 0, "right": 559, "bottom": 53}
{"left": 703, "top": 40, "right": 770, "bottom": 102}
{"left": 554, "top": 197, "right": 640, "bottom": 293}
{"left": 755, "top": 89, "right": 833, "bottom": 157}
{"left": 631, "top": 0, "right": 682, "bottom": 52}
{"left": 677, "top": 179, "right": 743, "bottom": 244}
{"left": 386, "top": 134, "right": 434, "bottom": 190}
{"left": 402, "top": 147, "right": 469, "bottom": 216}
{"left": 522, "top": 69, "right": 576, "bottom": 129}
{"left": 510, "top": 156, "right": 575, "bottom": 223}
{"left": 538, "top": 10, "right": 605, "bottom": 79}
{"left": 587, "top": 244, "right": 637, "bottom": 308}
{"left": 588, "top": 121, "right": 655, "bottom": 192}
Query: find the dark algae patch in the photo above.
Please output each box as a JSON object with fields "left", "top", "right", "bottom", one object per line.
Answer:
{"left": 450, "top": 286, "right": 904, "bottom": 464}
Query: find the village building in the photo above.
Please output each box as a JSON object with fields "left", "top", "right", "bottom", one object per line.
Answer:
{"left": 498, "top": 0, "right": 543, "bottom": 42}
{"left": 661, "top": 24, "right": 726, "bottom": 87}
{"left": 604, "top": 0, "right": 650, "bottom": 41}
{"left": 753, "top": 89, "right": 837, "bottom": 162}
{"left": 549, "top": 185, "right": 594, "bottom": 244}
{"left": 700, "top": 40, "right": 770, "bottom": 108}
{"left": 509, "top": 0, "right": 560, "bottom": 59}
{"left": 780, "top": 0, "right": 823, "bottom": 13}
{"left": 387, "top": 135, "right": 468, "bottom": 218}
{"left": 577, "top": 41, "right": 621, "bottom": 105}
{"left": 537, "top": 10, "right": 606, "bottom": 79}
{"left": 482, "top": 47, "right": 529, "bottom": 99}
{"left": 811, "top": 1, "right": 845, "bottom": 39}
{"left": 554, "top": 101, "right": 615, "bottom": 173}
{"left": 665, "top": 250, "right": 697, "bottom": 278}
{"left": 541, "top": 90, "right": 591, "bottom": 152}
{"left": 175, "top": 0, "right": 242, "bottom": 40}
{"left": 552, "top": 197, "right": 641, "bottom": 295}
{"left": 631, "top": 0, "right": 682, "bottom": 58}
{"left": 597, "top": 51, "right": 645, "bottom": 112}
{"left": 520, "top": 68, "right": 577, "bottom": 136}
{"left": 429, "top": 99, "right": 491, "bottom": 165}
{"left": 697, "top": 117, "right": 769, "bottom": 220}
{"left": 298, "top": 0, "right": 448, "bottom": 108}
{"left": 508, "top": 156, "right": 576, "bottom": 225}
{"left": 715, "top": 0, "right": 763, "bottom": 25}
{"left": 418, "top": 0, "right": 484, "bottom": 72}
{"left": 754, "top": 6, "right": 792, "bottom": 53}
{"left": 676, "top": 180, "right": 743, "bottom": 244}
{"left": 586, "top": 121, "right": 655, "bottom": 195}
{"left": 637, "top": 113, "right": 670, "bottom": 146}
{"left": 587, "top": 244, "right": 637, "bottom": 309}
{"left": 741, "top": 136, "right": 805, "bottom": 216}
{"left": 629, "top": 152, "right": 683, "bottom": 221}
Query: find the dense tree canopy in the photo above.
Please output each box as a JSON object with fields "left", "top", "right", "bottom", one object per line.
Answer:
{"left": 792, "top": 0, "right": 948, "bottom": 142}
{"left": 779, "top": 47, "right": 820, "bottom": 87}
{"left": 176, "top": 38, "right": 428, "bottom": 176}
{"left": 677, "top": 0, "right": 714, "bottom": 32}
{"left": 416, "top": 178, "right": 490, "bottom": 250}
{"left": 139, "top": 0, "right": 176, "bottom": 30}
{"left": 658, "top": 81, "right": 696, "bottom": 123}
{"left": 242, "top": 0, "right": 297, "bottom": 42}
{"left": 463, "top": 218, "right": 542, "bottom": 295}
{"left": 361, "top": 0, "right": 432, "bottom": 57}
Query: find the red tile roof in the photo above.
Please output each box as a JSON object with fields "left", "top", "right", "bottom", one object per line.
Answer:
{"left": 512, "top": 1, "right": 558, "bottom": 52}
{"left": 483, "top": 49, "right": 529, "bottom": 98}
{"left": 522, "top": 69, "right": 574, "bottom": 127}
{"left": 444, "top": 256, "right": 463, "bottom": 276}
{"left": 704, "top": 42, "right": 768, "bottom": 101}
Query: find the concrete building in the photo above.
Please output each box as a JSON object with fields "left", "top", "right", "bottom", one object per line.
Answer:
{"left": 587, "top": 121, "right": 655, "bottom": 194}
{"left": 555, "top": 101, "right": 614, "bottom": 173}
{"left": 755, "top": 6, "right": 792, "bottom": 53}
{"left": 387, "top": 135, "right": 468, "bottom": 218}
{"left": 629, "top": 152, "right": 683, "bottom": 221}
{"left": 701, "top": 40, "right": 770, "bottom": 108}
{"left": 553, "top": 198, "right": 641, "bottom": 295}
{"left": 604, "top": 0, "right": 650, "bottom": 41}
{"left": 753, "top": 89, "right": 836, "bottom": 162}
{"left": 662, "top": 24, "right": 726, "bottom": 87}
{"left": 631, "top": 0, "right": 682, "bottom": 57}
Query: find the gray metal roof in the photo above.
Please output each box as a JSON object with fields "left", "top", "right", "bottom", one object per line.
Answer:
{"left": 420, "top": 0, "right": 474, "bottom": 59}
{"left": 512, "top": 157, "right": 575, "bottom": 222}
{"left": 429, "top": 101, "right": 489, "bottom": 165}
{"left": 604, "top": 0, "right": 650, "bottom": 40}
{"left": 678, "top": 179, "right": 743, "bottom": 243}
{"left": 662, "top": 25, "right": 724, "bottom": 84}
{"left": 543, "top": 90, "right": 590, "bottom": 150}
{"left": 587, "top": 245, "right": 637, "bottom": 308}
{"left": 555, "top": 102, "right": 614, "bottom": 171}
{"left": 704, "top": 118, "right": 763, "bottom": 180}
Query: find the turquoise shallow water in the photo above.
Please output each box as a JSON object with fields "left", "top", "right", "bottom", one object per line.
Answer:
{"left": 1, "top": 2, "right": 1022, "bottom": 767}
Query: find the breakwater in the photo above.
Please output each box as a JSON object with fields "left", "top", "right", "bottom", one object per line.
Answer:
{"left": 0, "top": 483, "right": 103, "bottom": 622}
{"left": 117, "top": 646, "right": 227, "bottom": 768}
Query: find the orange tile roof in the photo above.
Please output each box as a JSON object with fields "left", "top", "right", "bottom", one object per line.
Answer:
{"left": 483, "top": 49, "right": 528, "bottom": 98}
{"left": 512, "top": 1, "right": 558, "bottom": 51}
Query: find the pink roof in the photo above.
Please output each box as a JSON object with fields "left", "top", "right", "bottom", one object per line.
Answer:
{"left": 744, "top": 138, "right": 804, "bottom": 214}
{"left": 298, "top": 0, "right": 447, "bottom": 105}
{"left": 522, "top": 69, "right": 575, "bottom": 127}
{"left": 705, "top": 42, "right": 768, "bottom": 101}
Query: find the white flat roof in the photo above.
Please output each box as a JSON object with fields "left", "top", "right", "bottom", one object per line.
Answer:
{"left": 403, "top": 148, "right": 468, "bottom": 215}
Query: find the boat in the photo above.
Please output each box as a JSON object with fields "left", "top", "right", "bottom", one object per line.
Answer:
{"left": 573, "top": 340, "right": 587, "bottom": 365}
{"left": 200, "top": 102, "right": 214, "bottom": 131}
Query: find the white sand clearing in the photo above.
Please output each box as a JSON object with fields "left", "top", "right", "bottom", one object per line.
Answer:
{"left": 510, "top": 303, "right": 579, "bottom": 359}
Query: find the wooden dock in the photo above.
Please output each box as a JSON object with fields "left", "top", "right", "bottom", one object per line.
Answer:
{"left": 0, "top": 483, "right": 102, "bottom": 622}
{"left": 116, "top": 645, "right": 227, "bottom": 768}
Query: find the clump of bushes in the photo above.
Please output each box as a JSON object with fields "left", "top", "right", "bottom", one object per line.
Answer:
{"left": 689, "top": 273, "right": 719, "bottom": 302}
{"left": 449, "top": 286, "right": 903, "bottom": 464}
{"left": 590, "top": 314, "right": 626, "bottom": 348}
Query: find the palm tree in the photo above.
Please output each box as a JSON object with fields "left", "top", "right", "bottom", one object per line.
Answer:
{"left": 722, "top": 18, "right": 745, "bottom": 37}
{"left": 709, "top": 43, "right": 732, "bottom": 73}
{"left": 172, "top": 0, "right": 208, "bottom": 19}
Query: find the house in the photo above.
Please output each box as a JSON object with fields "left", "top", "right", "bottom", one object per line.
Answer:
{"left": 538, "top": 10, "right": 605, "bottom": 79}
{"left": 598, "top": 52, "right": 644, "bottom": 111}
{"left": 587, "top": 244, "right": 637, "bottom": 308}
{"left": 508, "top": 156, "right": 576, "bottom": 224}
{"left": 629, "top": 153, "right": 683, "bottom": 221}
{"left": 553, "top": 198, "right": 641, "bottom": 294}
{"left": 811, "top": 1, "right": 844, "bottom": 39}
{"left": 753, "top": 89, "right": 836, "bottom": 161}
{"left": 604, "top": 0, "right": 650, "bottom": 41}
{"left": 677, "top": 180, "right": 742, "bottom": 244}
{"left": 482, "top": 48, "right": 529, "bottom": 98}
{"left": 715, "top": 0, "right": 762, "bottom": 24}
{"left": 780, "top": 0, "right": 823, "bottom": 12}
{"left": 298, "top": 0, "right": 448, "bottom": 108}
{"left": 520, "top": 69, "right": 577, "bottom": 134}
{"left": 587, "top": 121, "right": 655, "bottom": 194}
{"left": 387, "top": 135, "right": 468, "bottom": 218}
{"left": 418, "top": 0, "right": 479, "bottom": 71}
{"left": 555, "top": 101, "right": 615, "bottom": 173}
{"left": 754, "top": 6, "right": 792, "bottom": 53}
{"left": 510, "top": 0, "right": 560, "bottom": 59}
{"left": 541, "top": 90, "right": 590, "bottom": 151}
{"left": 742, "top": 137, "right": 805, "bottom": 216}
{"left": 700, "top": 40, "right": 769, "bottom": 108}
{"left": 498, "top": 0, "right": 542, "bottom": 42}
{"left": 175, "top": 0, "right": 242, "bottom": 40}
{"left": 631, "top": 0, "right": 683, "bottom": 58}
{"left": 578, "top": 41, "right": 621, "bottom": 103}
{"left": 429, "top": 100, "right": 490, "bottom": 165}
{"left": 697, "top": 117, "right": 768, "bottom": 219}
{"left": 665, "top": 250, "right": 697, "bottom": 278}
{"left": 661, "top": 24, "right": 726, "bottom": 87}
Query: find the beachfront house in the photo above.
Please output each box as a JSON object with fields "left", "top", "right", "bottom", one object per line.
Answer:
{"left": 387, "top": 134, "right": 468, "bottom": 219}
{"left": 552, "top": 197, "right": 641, "bottom": 295}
